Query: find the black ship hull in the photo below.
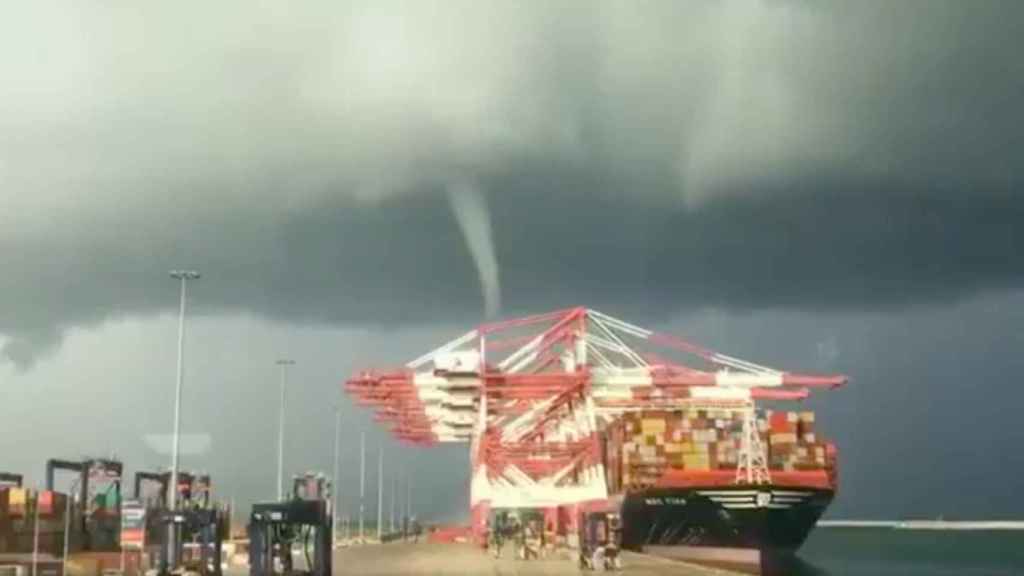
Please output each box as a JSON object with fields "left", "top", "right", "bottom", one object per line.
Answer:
{"left": 619, "top": 485, "right": 833, "bottom": 555}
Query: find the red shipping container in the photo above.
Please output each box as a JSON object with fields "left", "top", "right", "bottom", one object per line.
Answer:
{"left": 38, "top": 490, "right": 55, "bottom": 515}
{"left": 769, "top": 411, "right": 796, "bottom": 433}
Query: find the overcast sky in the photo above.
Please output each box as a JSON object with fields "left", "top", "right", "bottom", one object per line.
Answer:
{"left": 1, "top": 0, "right": 1022, "bottom": 521}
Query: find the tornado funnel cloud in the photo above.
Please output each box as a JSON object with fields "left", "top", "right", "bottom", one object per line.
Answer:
{"left": 447, "top": 180, "right": 501, "bottom": 319}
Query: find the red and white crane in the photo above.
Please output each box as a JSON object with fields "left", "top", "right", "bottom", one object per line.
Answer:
{"left": 344, "top": 307, "right": 845, "bottom": 536}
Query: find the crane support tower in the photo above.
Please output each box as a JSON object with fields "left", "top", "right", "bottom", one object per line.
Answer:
{"left": 344, "top": 307, "right": 846, "bottom": 545}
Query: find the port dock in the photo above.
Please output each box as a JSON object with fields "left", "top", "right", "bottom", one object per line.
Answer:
{"left": 332, "top": 542, "right": 744, "bottom": 576}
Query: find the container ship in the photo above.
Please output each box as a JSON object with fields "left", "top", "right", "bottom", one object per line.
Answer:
{"left": 607, "top": 408, "right": 837, "bottom": 565}
{"left": 345, "top": 307, "right": 846, "bottom": 566}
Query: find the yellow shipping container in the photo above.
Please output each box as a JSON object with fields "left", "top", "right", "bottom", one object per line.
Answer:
{"left": 664, "top": 443, "right": 682, "bottom": 454}
{"left": 683, "top": 454, "right": 711, "bottom": 469}
{"left": 8, "top": 488, "right": 27, "bottom": 505}
{"left": 8, "top": 488, "right": 28, "bottom": 516}
{"left": 770, "top": 433, "right": 798, "bottom": 444}
{"left": 641, "top": 419, "right": 667, "bottom": 434}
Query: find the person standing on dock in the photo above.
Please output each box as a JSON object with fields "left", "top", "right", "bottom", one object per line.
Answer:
{"left": 543, "top": 520, "right": 556, "bottom": 558}
{"left": 489, "top": 520, "right": 503, "bottom": 559}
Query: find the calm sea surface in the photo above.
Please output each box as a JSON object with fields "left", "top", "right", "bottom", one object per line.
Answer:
{"left": 768, "top": 527, "right": 1024, "bottom": 576}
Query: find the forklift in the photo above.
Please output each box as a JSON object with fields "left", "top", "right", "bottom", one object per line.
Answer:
{"left": 153, "top": 507, "right": 224, "bottom": 576}
{"left": 136, "top": 469, "right": 225, "bottom": 576}
{"left": 248, "top": 473, "right": 332, "bottom": 576}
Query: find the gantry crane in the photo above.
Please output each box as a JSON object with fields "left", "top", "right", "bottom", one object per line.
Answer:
{"left": 345, "top": 307, "right": 845, "bottom": 542}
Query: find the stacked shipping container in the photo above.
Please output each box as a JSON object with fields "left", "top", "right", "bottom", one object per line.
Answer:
{"left": 766, "top": 410, "right": 828, "bottom": 472}
{"left": 607, "top": 409, "right": 833, "bottom": 491}
{"left": 0, "top": 487, "right": 70, "bottom": 554}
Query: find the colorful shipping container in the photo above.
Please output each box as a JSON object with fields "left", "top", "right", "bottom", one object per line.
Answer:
{"left": 607, "top": 409, "right": 834, "bottom": 491}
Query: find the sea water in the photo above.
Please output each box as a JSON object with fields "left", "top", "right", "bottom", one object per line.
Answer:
{"left": 769, "top": 527, "right": 1024, "bottom": 575}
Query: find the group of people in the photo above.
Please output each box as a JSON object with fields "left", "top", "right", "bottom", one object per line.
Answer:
{"left": 487, "top": 514, "right": 555, "bottom": 560}
{"left": 485, "top": 511, "right": 621, "bottom": 570}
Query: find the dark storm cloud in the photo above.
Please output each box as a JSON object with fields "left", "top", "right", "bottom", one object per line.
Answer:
{"left": 1, "top": 0, "right": 1022, "bottom": 366}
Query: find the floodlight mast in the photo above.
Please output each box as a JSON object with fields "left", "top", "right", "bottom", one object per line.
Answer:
{"left": 167, "top": 269, "right": 199, "bottom": 568}
{"left": 276, "top": 359, "right": 295, "bottom": 500}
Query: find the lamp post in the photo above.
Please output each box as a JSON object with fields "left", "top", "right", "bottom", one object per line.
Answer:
{"left": 276, "top": 359, "right": 295, "bottom": 500}
{"left": 168, "top": 269, "right": 199, "bottom": 567}
{"left": 332, "top": 408, "right": 341, "bottom": 545}
{"left": 32, "top": 491, "right": 40, "bottom": 576}
{"left": 406, "top": 475, "right": 412, "bottom": 541}
{"left": 62, "top": 477, "right": 81, "bottom": 576}
{"left": 376, "top": 444, "right": 383, "bottom": 541}
{"left": 359, "top": 431, "right": 365, "bottom": 542}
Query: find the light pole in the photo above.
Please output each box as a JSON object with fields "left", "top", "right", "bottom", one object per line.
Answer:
{"left": 332, "top": 408, "right": 341, "bottom": 545}
{"left": 62, "top": 478, "right": 81, "bottom": 576}
{"left": 359, "top": 431, "right": 365, "bottom": 542}
{"left": 276, "top": 359, "right": 295, "bottom": 500}
{"left": 390, "top": 471, "right": 396, "bottom": 533}
{"left": 376, "top": 444, "right": 383, "bottom": 541}
{"left": 169, "top": 269, "right": 199, "bottom": 567}
{"left": 32, "top": 491, "right": 40, "bottom": 576}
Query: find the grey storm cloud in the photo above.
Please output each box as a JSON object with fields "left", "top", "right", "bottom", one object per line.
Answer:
{"left": 1, "top": 0, "right": 1023, "bottom": 367}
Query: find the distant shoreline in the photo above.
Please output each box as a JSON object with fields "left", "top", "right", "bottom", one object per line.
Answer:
{"left": 818, "top": 520, "right": 1024, "bottom": 530}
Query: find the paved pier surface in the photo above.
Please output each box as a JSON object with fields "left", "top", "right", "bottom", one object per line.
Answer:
{"left": 334, "top": 542, "right": 743, "bottom": 575}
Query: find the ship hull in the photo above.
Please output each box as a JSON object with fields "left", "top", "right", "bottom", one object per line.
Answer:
{"left": 619, "top": 485, "right": 833, "bottom": 554}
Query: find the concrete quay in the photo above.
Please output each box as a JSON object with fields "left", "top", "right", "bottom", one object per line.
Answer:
{"left": 333, "top": 541, "right": 744, "bottom": 575}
